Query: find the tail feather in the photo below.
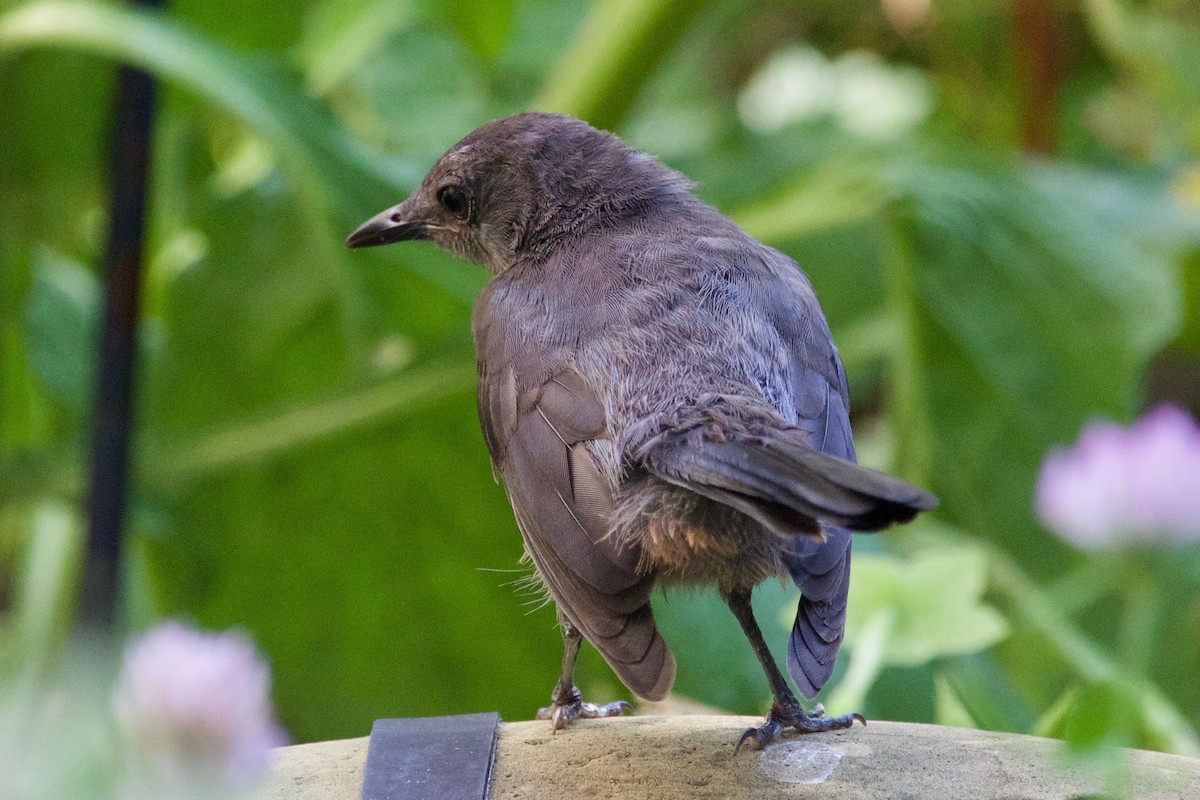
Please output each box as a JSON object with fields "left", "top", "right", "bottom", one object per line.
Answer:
{"left": 767, "top": 438, "right": 933, "bottom": 508}
{"left": 645, "top": 429, "right": 936, "bottom": 540}
{"left": 641, "top": 420, "right": 936, "bottom": 699}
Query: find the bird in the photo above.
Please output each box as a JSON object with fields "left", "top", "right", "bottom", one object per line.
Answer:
{"left": 346, "top": 112, "right": 936, "bottom": 750}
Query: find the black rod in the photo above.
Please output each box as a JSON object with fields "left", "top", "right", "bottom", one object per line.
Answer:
{"left": 81, "top": 5, "right": 162, "bottom": 629}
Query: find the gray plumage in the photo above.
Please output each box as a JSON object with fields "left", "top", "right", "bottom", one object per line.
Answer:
{"left": 347, "top": 112, "right": 936, "bottom": 745}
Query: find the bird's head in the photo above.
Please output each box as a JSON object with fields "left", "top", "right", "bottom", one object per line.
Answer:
{"left": 345, "top": 112, "right": 694, "bottom": 273}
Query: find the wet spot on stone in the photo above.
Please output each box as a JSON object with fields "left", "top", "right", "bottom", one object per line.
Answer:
{"left": 760, "top": 741, "right": 844, "bottom": 784}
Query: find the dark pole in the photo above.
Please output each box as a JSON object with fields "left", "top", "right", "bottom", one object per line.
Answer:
{"left": 81, "top": 0, "right": 164, "bottom": 629}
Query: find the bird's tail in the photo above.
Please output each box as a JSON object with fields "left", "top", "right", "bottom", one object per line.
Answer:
{"left": 640, "top": 423, "right": 936, "bottom": 541}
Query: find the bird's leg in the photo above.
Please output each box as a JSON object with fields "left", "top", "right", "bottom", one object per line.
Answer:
{"left": 535, "top": 617, "right": 630, "bottom": 731}
{"left": 726, "top": 589, "right": 864, "bottom": 752}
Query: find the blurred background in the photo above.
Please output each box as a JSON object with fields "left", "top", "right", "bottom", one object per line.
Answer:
{"left": 2, "top": 0, "right": 1200, "bottom": 759}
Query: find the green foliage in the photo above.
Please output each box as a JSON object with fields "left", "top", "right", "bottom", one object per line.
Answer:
{"left": 886, "top": 160, "right": 1185, "bottom": 566}
{"left": 24, "top": 251, "right": 100, "bottom": 416}
{"left": 847, "top": 544, "right": 1008, "bottom": 668}
{"left": 2, "top": 0, "right": 1199, "bottom": 763}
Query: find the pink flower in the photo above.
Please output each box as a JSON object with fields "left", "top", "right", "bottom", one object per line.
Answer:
{"left": 113, "top": 621, "right": 288, "bottom": 796}
{"left": 1036, "top": 406, "right": 1200, "bottom": 549}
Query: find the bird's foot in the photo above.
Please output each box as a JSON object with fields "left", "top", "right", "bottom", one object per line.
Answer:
{"left": 734, "top": 701, "right": 864, "bottom": 753}
{"left": 536, "top": 685, "right": 630, "bottom": 732}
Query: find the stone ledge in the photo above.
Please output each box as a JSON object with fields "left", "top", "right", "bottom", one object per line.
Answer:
{"left": 254, "top": 715, "right": 1200, "bottom": 800}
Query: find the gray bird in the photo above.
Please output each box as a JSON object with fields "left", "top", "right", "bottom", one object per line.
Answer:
{"left": 347, "top": 112, "right": 936, "bottom": 750}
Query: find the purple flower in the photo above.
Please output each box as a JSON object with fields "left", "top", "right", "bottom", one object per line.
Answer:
{"left": 113, "top": 621, "right": 288, "bottom": 795}
{"left": 1036, "top": 406, "right": 1200, "bottom": 549}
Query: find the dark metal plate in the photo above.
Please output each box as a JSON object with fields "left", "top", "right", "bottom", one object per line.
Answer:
{"left": 360, "top": 712, "right": 500, "bottom": 800}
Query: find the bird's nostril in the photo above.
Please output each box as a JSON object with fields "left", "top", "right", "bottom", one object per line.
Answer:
{"left": 390, "top": 212, "right": 403, "bottom": 223}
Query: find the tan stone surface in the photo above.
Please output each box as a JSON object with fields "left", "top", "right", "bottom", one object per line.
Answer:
{"left": 254, "top": 716, "right": 1200, "bottom": 800}
{"left": 256, "top": 734, "right": 368, "bottom": 800}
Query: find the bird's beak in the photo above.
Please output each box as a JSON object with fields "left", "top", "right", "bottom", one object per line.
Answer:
{"left": 345, "top": 201, "right": 431, "bottom": 249}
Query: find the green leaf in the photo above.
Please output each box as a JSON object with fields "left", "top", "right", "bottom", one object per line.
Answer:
{"left": 297, "top": 0, "right": 418, "bottom": 96}
{"left": 427, "top": 0, "right": 516, "bottom": 61}
{"left": 734, "top": 157, "right": 886, "bottom": 244}
{"left": 333, "top": 23, "right": 491, "bottom": 171}
{"left": 823, "top": 605, "right": 892, "bottom": 714}
{"left": 933, "top": 671, "right": 977, "bottom": 729}
{"left": 1083, "top": 0, "right": 1200, "bottom": 151}
{"left": 22, "top": 249, "right": 98, "bottom": 413}
{"left": 885, "top": 159, "right": 1185, "bottom": 567}
{"left": 655, "top": 579, "right": 797, "bottom": 715}
{"left": 11, "top": 501, "right": 84, "bottom": 672}
{"left": 845, "top": 543, "right": 1009, "bottom": 667}
{"left": 937, "top": 655, "right": 1036, "bottom": 733}
{"left": 535, "top": 0, "right": 707, "bottom": 130}
{"left": 1174, "top": 250, "right": 1200, "bottom": 355}
{"left": 990, "top": 550, "right": 1200, "bottom": 755}
{"left": 1034, "top": 685, "right": 1080, "bottom": 739}
{"left": 0, "top": 0, "right": 418, "bottom": 216}
{"left": 150, "top": 356, "right": 476, "bottom": 485}
{"left": 1064, "top": 681, "right": 1126, "bottom": 751}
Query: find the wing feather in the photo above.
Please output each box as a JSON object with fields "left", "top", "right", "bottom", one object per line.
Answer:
{"left": 478, "top": 354, "right": 675, "bottom": 700}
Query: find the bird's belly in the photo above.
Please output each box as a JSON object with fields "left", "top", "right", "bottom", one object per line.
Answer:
{"left": 615, "top": 478, "right": 786, "bottom": 592}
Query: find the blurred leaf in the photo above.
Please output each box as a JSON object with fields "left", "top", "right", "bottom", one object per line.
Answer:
{"left": 297, "top": 0, "right": 418, "bottom": 96}
{"left": 823, "top": 605, "right": 891, "bottom": 714}
{"left": 336, "top": 24, "right": 491, "bottom": 169}
{"left": 1175, "top": 250, "right": 1200, "bottom": 355}
{"left": 0, "top": 641, "right": 120, "bottom": 800}
{"left": 990, "top": 550, "right": 1200, "bottom": 755}
{"left": 0, "top": 327, "right": 41, "bottom": 451}
{"left": 655, "top": 582, "right": 796, "bottom": 715}
{"left": 151, "top": 356, "right": 475, "bottom": 485}
{"left": 0, "top": 0, "right": 418, "bottom": 216}
{"left": 428, "top": 0, "right": 516, "bottom": 61}
{"left": 0, "top": 354, "right": 477, "bottom": 501}
{"left": 11, "top": 501, "right": 83, "bottom": 672}
{"left": 845, "top": 545, "right": 1008, "bottom": 667}
{"left": 1028, "top": 164, "right": 1200, "bottom": 251}
{"left": 936, "top": 654, "right": 1036, "bottom": 733}
{"left": 734, "top": 157, "right": 885, "bottom": 244}
{"left": 23, "top": 249, "right": 98, "bottom": 413}
{"left": 885, "top": 158, "right": 1184, "bottom": 567}
{"left": 933, "top": 671, "right": 977, "bottom": 728}
{"left": 1034, "top": 685, "right": 1081, "bottom": 739}
{"left": 172, "top": 0, "right": 304, "bottom": 52}
{"left": 1083, "top": 0, "right": 1200, "bottom": 152}
{"left": 1064, "top": 681, "right": 1125, "bottom": 751}
{"left": 535, "top": 0, "right": 706, "bottom": 130}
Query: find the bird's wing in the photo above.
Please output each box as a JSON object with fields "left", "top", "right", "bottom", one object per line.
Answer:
{"left": 760, "top": 253, "right": 860, "bottom": 699}
{"left": 477, "top": 355, "right": 675, "bottom": 701}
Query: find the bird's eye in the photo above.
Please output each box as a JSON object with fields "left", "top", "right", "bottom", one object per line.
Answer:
{"left": 437, "top": 185, "right": 470, "bottom": 219}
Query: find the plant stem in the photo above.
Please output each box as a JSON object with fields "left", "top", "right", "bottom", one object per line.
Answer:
{"left": 826, "top": 608, "right": 893, "bottom": 713}
{"left": 1117, "top": 561, "right": 1162, "bottom": 679}
{"left": 989, "top": 548, "right": 1200, "bottom": 756}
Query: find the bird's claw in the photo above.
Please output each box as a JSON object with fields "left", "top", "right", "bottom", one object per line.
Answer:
{"left": 536, "top": 693, "right": 630, "bottom": 732}
{"left": 734, "top": 704, "right": 864, "bottom": 752}
{"left": 734, "top": 717, "right": 785, "bottom": 754}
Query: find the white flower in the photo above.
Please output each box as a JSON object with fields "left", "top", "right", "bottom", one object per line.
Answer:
{"left": 736, "top": 46, "right": 933, "bottom": 139}
{"left": 114, "top": 621, "right": 287, "bottom": 797}
{"left": 1036, "top": 406, "right": 1200, "bottom": 549}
